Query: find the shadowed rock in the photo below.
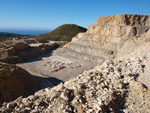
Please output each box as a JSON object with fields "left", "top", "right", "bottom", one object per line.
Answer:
{"left": 0, "top": 62, "right": 62, "bottom": 105}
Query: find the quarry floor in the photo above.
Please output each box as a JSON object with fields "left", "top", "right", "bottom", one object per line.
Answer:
{"left": 17, "top": 48, "right": 96, "bottom": 82}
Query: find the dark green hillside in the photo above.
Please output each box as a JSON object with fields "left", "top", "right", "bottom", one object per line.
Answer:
{"left": 34, "top": 24, "right": 87, "bottom": 41}
{"left": 0, "top": 32, "right": 21, "bottom": 37}
{"left": 0, "top": 32, "right": 22, "bottom": 41}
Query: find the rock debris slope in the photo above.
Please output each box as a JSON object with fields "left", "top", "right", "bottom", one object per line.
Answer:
{"left": 0, "top": 56, "right": 150, "bottom": 113}
{"left": 0, "top": 14, "right": 150, "bottom": 113}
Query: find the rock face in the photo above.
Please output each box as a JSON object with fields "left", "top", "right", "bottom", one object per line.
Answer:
{"left": 0, "top": 63, "right": 55, "bottom": 105}
{"left": 14, "top": 42, "right": 29, "bottom": 51}
{"left": 0, "top": 63, "right": 40, "bottom": 105}
{"left": 0, "top": 42, "right": 60, "bottom": 63}
{"left": 59, "top": 14, "right": 150, "bottom": 63}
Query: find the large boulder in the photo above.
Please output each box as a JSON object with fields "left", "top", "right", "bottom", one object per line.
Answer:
{"left": 0, "top": 47, "right": 15, "bottom": 59}
{"left": 0, "top": 50, "right": 8, "bottom": 59}
{"left": 7, "top": 47, "right": 16, "bottom": 56}
{"left": 14, "top": 42, "right": 29, "bottom": 51}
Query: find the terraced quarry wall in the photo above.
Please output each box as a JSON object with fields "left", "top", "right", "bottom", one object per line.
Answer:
{"left": 59, "top": 14, "right": 150, "bottom": 63}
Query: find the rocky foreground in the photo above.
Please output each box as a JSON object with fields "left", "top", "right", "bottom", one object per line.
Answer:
{"left": 0, "top": 56, "right": 150, "bottom": 113}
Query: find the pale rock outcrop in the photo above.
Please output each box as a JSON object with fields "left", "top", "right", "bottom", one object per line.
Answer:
{"left": 59, "top": 14, "right": 150, "bottom": 64}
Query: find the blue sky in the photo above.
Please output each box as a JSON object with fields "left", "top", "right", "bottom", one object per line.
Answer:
{"left": 0, "top": 0, "right": 149, "bottom": 30}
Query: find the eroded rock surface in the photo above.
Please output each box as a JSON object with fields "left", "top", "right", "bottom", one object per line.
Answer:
{"left": 59, "top": 14, "right": 150, "bottom": 64}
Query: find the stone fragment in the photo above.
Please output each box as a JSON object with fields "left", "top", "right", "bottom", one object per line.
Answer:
{"left": 6, "top": 102, "right": 17, "bottom": 109}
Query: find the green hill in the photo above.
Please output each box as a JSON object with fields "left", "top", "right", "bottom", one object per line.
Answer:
{"left": 34, "top": 24, "right": 87, "bottom": 41}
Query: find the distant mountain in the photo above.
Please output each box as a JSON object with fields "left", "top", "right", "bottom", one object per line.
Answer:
{"left": 34, "top": 24, "right": 87, "bottom": 41}
{"left": 0, "top": 32, "right": 22, "bottom": 37}
{"left": 0, "top": 32, "right": 23, "bottom": 41}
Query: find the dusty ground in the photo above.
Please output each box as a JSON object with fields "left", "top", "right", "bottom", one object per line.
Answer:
{"left": 17, "top": 48, "right": 96, "bottom": 82}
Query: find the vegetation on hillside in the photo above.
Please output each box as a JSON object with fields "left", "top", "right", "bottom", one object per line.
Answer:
{"left": 0, "top": 32, "right": 30, "bottom": 42}
{"left": 0, "top": 63, "right": 15, "bottom": 78}
{"left": 0, "top": 24, "right": 87, "bottom": 42}
{"left": 34, "top": 24, "right": 87, "bottom": 41}
{"left": 0, "top": 32, "right": 22, "bottom": 41}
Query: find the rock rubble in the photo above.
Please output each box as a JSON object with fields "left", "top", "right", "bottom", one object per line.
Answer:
{"left": 1, "top": 56, "right": 150, "bottom": 113}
